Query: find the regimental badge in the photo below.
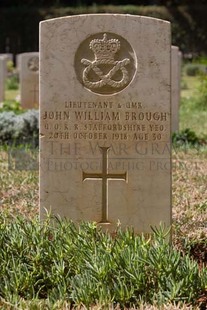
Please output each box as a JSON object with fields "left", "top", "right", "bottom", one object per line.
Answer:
{"left": 27, "top": 56, "right": 39, "bottom": 72}
{"left": 75, "top": 32, "right": 137, "bottom": 95}
{"left": 81, "top": 33, "right": 130, "bottom": 90}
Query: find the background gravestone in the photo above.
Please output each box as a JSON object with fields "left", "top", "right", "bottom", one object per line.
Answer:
{"left": 0, "top": 53, "right": 13, "bottom": 67}
{"left": 40, "top": 14, "right": 171, "bottom": 233}
{"left": 19, "top": 52, "right": 39, "bottom": 109}
{"left": 0, "top": 56, "right": 7, "bottom": 103}
{"left": 0, "top": 53, "right": 13, "bottom": 61}
{"left": 15, "top": 54, "right": 21, "bottom": 73}
{"left": 0, "top": 53, "right": 13, "bottom": 77}
{"left": 171, "top": 46, "right": 181, "bottom": 132}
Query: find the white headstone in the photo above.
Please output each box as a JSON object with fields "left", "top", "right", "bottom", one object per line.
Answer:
{"left": 0, "top": 53, "right": 13, "bottom": 62}
{"left": 171, "top": 46, "right": 181, "bottom": 132}
{"left": 15, "top": 54, "right": 21, "bottom": 72}
{"left": 0, "top": 54, "right": 13, "bottom": 77}
{"left": 40, "top": 14, "right": 172, "bottom": 233}
{"left": 19, "top": 52, "right": 39, "bottom": 109}
{"left": 0, "top": 56, "right": 7, "bottom": 102}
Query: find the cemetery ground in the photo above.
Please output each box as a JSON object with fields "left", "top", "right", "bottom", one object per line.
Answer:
{"left": 0, "top": 72, "right": 206, "bottom": 309}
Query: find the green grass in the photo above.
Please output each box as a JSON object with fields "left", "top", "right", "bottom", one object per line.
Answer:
{"left": 181, "top": 75, "right": 201, "bottom": 99}
{"left": 180, "top": 73, "right": 207, "bottom": 136}
{"left": 0, "top": 215, "right": 206, "bottom": 309}
{"left": 179, "top": 98, "right": 207, "bottom": 136}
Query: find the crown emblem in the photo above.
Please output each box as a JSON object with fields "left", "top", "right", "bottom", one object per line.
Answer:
{"left": 90, "top": 33, "right": 120, "bottom": 61}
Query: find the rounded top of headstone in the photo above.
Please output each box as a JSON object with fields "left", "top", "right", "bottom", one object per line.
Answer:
{"left": 40, "top": 13, "right": 171, "bottom": 27}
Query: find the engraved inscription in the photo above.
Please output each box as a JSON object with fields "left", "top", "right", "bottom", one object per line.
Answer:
{"left": 75, "top": 33, "right": 137, "bottom": 95}
{"left": 82, "top": 146, "right": 127, "bottom": 223}
{"left": 42, "top": 100, "right": 170, "bottom": 142}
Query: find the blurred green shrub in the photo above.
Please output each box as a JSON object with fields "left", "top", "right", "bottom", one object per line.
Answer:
{"left": 172, "top": 128, "right": 204, "bottom": 146}
{"left": 185, "top": 64, "right": 206, "bottom": 76}
{"left": 193, "top": 56, "right": 207, "bottom": 65}
{"left": 6, "top": 60, "right": 14, "bottom": 74}
{"left": 0, "top": 100, "right": 22, "bottom": 114}
{"left": 6, "top": 74, "right": 19, "bottom": 90}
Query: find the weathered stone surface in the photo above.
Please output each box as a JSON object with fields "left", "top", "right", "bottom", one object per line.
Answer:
{"left": 40, "top": 14, "right": 171, "bottom": 233}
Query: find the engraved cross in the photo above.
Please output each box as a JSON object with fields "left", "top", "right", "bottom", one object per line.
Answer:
{"left": 30, "top": 84, "right": 39, "bottom": 104}
{"left": 82, "top": 146, "right": 127, "bottom": 223}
